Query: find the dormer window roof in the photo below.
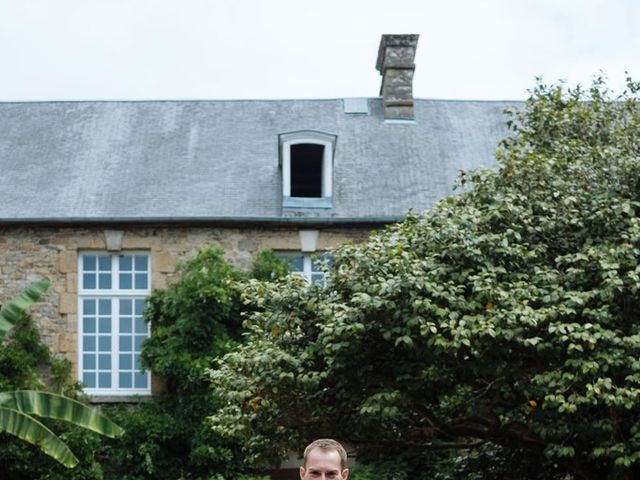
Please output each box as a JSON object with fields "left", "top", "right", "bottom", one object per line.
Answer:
{"left": 279, "top": 130, "right": 337, "bottom": 209}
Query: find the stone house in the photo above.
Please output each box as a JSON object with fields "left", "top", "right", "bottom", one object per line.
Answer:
{"left": 0, "top": 35, "right": 514, "bottom": 401}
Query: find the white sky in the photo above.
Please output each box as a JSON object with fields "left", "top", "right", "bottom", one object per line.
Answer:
{"left": 1, "top": 0, "right": 638, "bottom": 101}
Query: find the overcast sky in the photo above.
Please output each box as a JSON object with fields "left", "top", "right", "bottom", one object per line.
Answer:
{"left": 1, "top": 0, "right": 638, "bottom": 102}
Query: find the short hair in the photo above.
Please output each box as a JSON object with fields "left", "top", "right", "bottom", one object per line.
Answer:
{"left": 303, "top": 438, "right": 348, "bottom": 470}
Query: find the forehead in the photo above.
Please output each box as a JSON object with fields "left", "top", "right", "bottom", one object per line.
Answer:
{"left": 305, "top": 447, "right": 342, "bottom": 470}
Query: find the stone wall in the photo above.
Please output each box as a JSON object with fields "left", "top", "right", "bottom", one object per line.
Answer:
{"left": 0, "top": 224, "right": 371, "bottom": 392}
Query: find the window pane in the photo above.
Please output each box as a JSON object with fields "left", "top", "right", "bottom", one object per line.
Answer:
{"left": 83, "top": 372, "right": 96, "bottom": 388}
{"left": 83, "top": 256, "right": 96, "bottom": 271}
{"left": 134, "top": 318, "right": 147, "bottom": 334}
{"left": 119, "top": 354, "right": 132, "bottom": 370}
{"left": 134, "top": 355, "right": 142, "bottom": 370}
{"left": 290, "top": 255, "right": 304, "bottom": 272}
{"left": 98, "top": 354, "right": 111, "bottom": 369}
{"left": 120, "top": 336, "right": 132, "bottom": 352}
{"left": 120, "top": 273, "right": 132, "bottom": 289}
{"left": 98, "top": 336, "right": 111, "bottom": 352}
{"left": 119, "top": 255, "right": 132, "bottom": 271}
{"left": 83, "top": 299, "right": 96, "bottom": 315}
{"left": 83, "top": 354, "right": 96, "bottom": 370}
{"left": 134, "top": 372, "right": 148, "bottom": 389}
{"left": 134, "top": 299, "right": 145, "bottom": 315}
{"left": 98, "top": 372, "right": 111, "bottom": 388}
{"left": 83, "top": 317, "right": 96, "bottom": 334}
{"left": 83, "top": 336, "right": 96, "bottom": 352}
{"left": 134, "top": 273, "right": 148, "bottom": 289}
{"left": 119, "top": 372, "right": 132, "bottom": 388}
{"left": 98, "top": 273, "right": 112, "bottom": 289}
{"left": 134, "top": 336, "right": 146, "bottom": 351}
{"left": 134, "top": 255, "right": 148, "bottom": 271}
{"left": 120, "top": 317, "right": 132, "bottom": 334}
{"left": 83, "top": 274, "right": 96, "bottom": 290}
{"left": 99, "top": 299, "right": 111, "bottom": 315}
{"left": 98, "top": 255, "right": 111, "bottom": 271}
{"left": 120, "top": 299, "right": 132, "bottom": 315}
{"left": 98, "top": 317, "right": 111, "bottom": 333}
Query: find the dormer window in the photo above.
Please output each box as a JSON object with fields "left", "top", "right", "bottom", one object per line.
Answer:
{"left": 290, "top": 143, "right": 324, "bottom": 197}
{"left": 280, "top": 131, "right": 336, "bottom": 208}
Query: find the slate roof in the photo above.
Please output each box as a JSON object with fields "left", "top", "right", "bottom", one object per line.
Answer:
{"left": 0, "top": 97, "right": 519, "bottom": 225}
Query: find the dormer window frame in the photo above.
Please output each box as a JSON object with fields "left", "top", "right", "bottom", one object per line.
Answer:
{"left": 279, "top": 130, "right": 337, "bottom": 209}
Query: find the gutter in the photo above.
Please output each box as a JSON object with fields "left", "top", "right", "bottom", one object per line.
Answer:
{"left": 0, "top": 215, "right": 405, "bottom": 228}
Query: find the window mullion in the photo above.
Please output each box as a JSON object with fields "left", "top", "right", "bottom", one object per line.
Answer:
{"left": 304, "top": 255, "right": 312, "bottom": 283}
{"left": 112, "top": 296, "right": 119, "bottom": 391}
{"left": 113, "top": 253, "right": 119, "bottom": 290}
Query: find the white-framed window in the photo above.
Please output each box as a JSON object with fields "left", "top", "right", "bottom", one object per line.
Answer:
{"left": 78, "top": 252, "right": 151, "bottom": 395}
{"left": 279, "top": 131, "right": 337, "bottom": 209}
{"left": 278, "top": 252, "right": 331, "bottom": 286}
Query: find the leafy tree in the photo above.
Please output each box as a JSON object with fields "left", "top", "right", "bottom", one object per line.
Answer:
{"left": 141, "top": 246, "right": 245, "bottom": 392}
{"left": 0, "top": 279, "right": 123, "bottom": 469}
{"left": 100, "top": 247, "right": 274, "bottom": 479}
{"left": 210, "top": 77, "right": 640, "bottom": 480}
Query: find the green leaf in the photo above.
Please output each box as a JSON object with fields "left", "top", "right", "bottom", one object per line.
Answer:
{"left": 0, "top": 390, "right": 124, "bottom": 468}
{"left": 0, "top": 278, "right": 50, "bottom": 339}
{"left": 0, "top": 390, "right": 124, "bottom": 438}
{"left": 0, "top": 406, "right": 79, "bottom": 467}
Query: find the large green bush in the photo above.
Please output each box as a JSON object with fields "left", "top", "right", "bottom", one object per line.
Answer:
{"left": 210, "top": 78, "right": 640, "bottom": 480}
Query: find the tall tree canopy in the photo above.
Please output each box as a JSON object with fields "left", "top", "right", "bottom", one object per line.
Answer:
{"left": 210, "top": 77, "right": 640, "bottom": 480}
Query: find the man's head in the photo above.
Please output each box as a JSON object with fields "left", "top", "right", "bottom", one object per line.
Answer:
{"left": 300, "top": 439, "right": 349, "bottom": 480}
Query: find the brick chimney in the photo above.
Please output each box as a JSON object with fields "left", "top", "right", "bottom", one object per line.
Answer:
{"left": 376, "top": 34, "right": 419, "bottom": 120}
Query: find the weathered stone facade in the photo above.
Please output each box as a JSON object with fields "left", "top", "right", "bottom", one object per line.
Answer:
{"left": 0, "top": 224, "right": 370, "bottom": 392}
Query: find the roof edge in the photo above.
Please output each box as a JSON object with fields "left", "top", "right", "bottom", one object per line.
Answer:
{"left": 0, "top": 97, "right": 525, "bottom": 105}
{"left": 0, "top": 215, "right": 404, "bottom": 228}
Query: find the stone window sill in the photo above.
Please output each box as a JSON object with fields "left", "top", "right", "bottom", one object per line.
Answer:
{"left": 87, "top": 394, "right": 153, "bottom": 404}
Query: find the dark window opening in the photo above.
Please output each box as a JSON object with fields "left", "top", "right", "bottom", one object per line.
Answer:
{"left": 290, "top": 144, "right": 324, "bottom": 197}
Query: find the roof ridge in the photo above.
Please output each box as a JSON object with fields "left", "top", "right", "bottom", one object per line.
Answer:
{"left": 0, "top": 97, "right": 524, "bottom": 105}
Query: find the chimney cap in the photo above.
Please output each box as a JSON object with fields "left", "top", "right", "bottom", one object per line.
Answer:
{"left": 376, "top": 34, "right": 419, "bottom": 72}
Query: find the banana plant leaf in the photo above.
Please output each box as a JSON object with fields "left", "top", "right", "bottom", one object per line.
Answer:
{"left": 0, "top": 277, "right": 50, "bottom": 339}
{"left": 0, "top": 390, "right": 124, "bottom": 437}
{"left": 0, "top": 405, "right": 79, "bottom": 467}
{"left": 0, "top": 390, "right": 124, "bottom": 467}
